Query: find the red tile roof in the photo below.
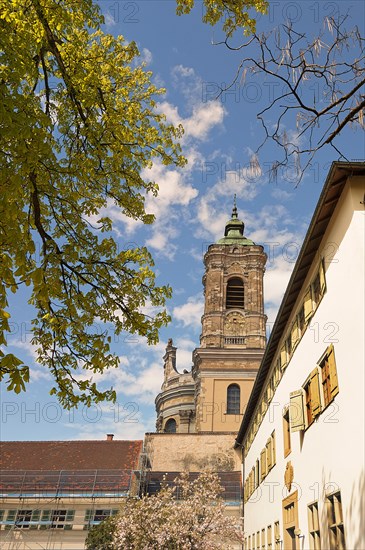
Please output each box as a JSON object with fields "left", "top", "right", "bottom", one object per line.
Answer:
{"left": 0, "top": 440, "right": 143, "bottom": 471}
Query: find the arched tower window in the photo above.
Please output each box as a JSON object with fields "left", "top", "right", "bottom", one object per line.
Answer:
{"left": 226, "top": 277, "right": 244, "bottom": 309}
{"left": 227, "top": 384, "right": 240, "bottom": 415}
{"left": 164, "top": 418, "right": 177, "bottom": 433}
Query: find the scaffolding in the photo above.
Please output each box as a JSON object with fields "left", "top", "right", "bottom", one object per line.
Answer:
{"left": 0, "top": 469, "right": 137, "bottom": 500}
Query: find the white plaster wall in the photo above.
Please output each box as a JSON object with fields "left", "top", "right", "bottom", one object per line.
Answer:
{"left": 244, "top": 177, "right": 365, "bottom": 549}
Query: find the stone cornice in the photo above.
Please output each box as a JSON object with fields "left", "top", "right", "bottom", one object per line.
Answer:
{"left": 155, "top": 385, "right": 195, "bottom": 409}
{"left": 193, "top": 347, "right": 265, "bottom": 364}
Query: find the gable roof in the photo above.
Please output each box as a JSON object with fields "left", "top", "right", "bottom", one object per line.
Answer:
{"left": 235, "top": 161, "right": 365, "bottom": 447}
{"left": 0, "top": 440, "right": 143, "bottom": 471}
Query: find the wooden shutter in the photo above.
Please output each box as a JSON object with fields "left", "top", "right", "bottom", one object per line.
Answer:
{"left": 328, "top": 345, "right": 339, "bottom": 398}
{"left": 260, "top": 448, "right": 267, "bottom": 480}
{"left": 272, "top": 431, "right": 276, "bottom": 465}
{"left": 280, "top": 345, "right": 287, "bottom": 370}
{"left": 310, "top": 368, "right": 321, "bottom": 417}
{"left": 267, "top": 438, "right": 272, "bottom": 470}
{"left": 303, "top": 288, "right": 313, "bottom": 320}
{"left": 319, "top": 259, "right": 326, "bottom": 295}
{"left": 289, "top": 390, "right": 306, "bottom": 432}
{"left": 291, "top": 319, "right": 300, "bottom": 350}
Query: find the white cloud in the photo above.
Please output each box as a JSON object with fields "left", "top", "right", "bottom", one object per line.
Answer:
{"left": 140, "top": 47, "right": 153, "bottom": 65}
{"left": 173, "top": 295, "right": 204, "bottom": 329}
{"left": 158, "top": 100, "right": 225, "bottom": 142}
{"left": 271, "top": 188, "right": 293, "bottom": 201}
{"left": 195, "top": 162, "right": 263, "bottom": 241}
{"left": 65, "top": 416, "right": 151, "bottom": 441}
{"left": 174, "top": 337, "right": 196, "bottom": 371}
{"left": 103, "top": 12, "right": 116, "bottom": 28}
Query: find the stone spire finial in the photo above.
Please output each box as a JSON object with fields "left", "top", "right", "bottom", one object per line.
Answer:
{"left": 232, "top": 194, "right": 238, "bottom": 219}
{"left": 216, "top": 198, "right": 255, "bottom": 246}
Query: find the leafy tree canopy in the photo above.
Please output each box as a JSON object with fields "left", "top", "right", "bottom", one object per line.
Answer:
{"left": 176, "top": 0, "right": 268, "bottom": 35}
{"left": 85, "top": 515, "right": 116, "bottom": 550}
{"left": 0, "top": 0, "right": 185, "bottom": 407}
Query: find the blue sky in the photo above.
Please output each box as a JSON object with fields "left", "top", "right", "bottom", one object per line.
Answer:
{"left": 1, "top": 0, "right": 364, "bottom": 441}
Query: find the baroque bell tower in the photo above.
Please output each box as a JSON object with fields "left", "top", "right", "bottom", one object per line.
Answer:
{"left": 193, "top": 198, "right": 267, "bottom": 432}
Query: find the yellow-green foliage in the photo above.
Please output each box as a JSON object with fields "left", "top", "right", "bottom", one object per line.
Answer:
{"left": 176, "top": 0, "right": 268, "bottom": 35}
{"left": 0, "top": 0, "right": 185, "bottom": 407}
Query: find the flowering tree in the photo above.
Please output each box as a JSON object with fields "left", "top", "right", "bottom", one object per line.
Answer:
{"left": 112, "top": 471, "right": 243, "bottom": 549}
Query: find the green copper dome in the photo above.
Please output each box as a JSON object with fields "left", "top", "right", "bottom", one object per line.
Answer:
{"left": 217, "top": 195, "right": 255, "bottom": 246}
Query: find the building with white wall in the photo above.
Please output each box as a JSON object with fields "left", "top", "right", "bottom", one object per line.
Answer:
{"left": 235, "top": 162, "right": 365, "bottom": 550}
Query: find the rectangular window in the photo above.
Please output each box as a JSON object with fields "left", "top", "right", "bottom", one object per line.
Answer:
{"left": 50, "top": 509, "right": 74, "bottom": 530}
{"left": 303, "top": 287, "right": 313, "bottom": 321}
{"left": 15, "top": 510, "right": 32, "bottom": 529}
{"left": 6, "top": 510, "right": 17, "bottom": 522}
{"left": 267, "top": 524, "right": 273, "bottom": 549}
{"left": 326, "top": 491, "right": 345, "bottom": 550}
{"left": 255, "top": 459, "right": 260, "bottom": 489}
{"left": 291, "top": 318, "right": 300, "bottom": 351}
{"left": 93, "top": 509, "right": 116, "bottom": 523}
{"left": 312, "top": 260, "right": 326, "bottom": 307}
{"left": 273, "top": 359, "right": 281, "bottom": 388}
{"left": 298, "top": 305, "right": 305, "bottom": 334}
{"left": 283, "top": 408, "right": 291, "bottom": 457}
{"left": 248, "top": 535, "right": 251, "bottom": 550}
{"left": 308, "top": 501, "right": 321, "bottom": 550}
{"left": 257, "top": 531, "right": 260, "bottom": 549}
{"left": 320, "top": 345, "right": 339, "bottom": 407}
{"left": 312, "top": 272, "right": 321, "bottom": 306}
{"left": 252, "top": 533, "right": 256, "bottom": 550}
{"left": 283, "top": 491, "right": 299, "bottom": 550}
{"left": 51, "top": 510, "right": 67, "bottom": 529}
{"left": 274, "top": 521, "right": 280, "bottom": 550}
{"left": 286, "top": 335, "right": 292, "bottom": 359}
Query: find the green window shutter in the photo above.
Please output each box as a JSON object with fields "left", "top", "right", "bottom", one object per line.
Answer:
{"left": 84, "top": 509, "right": 92, "bottom": 521}
{"left": 290, "top": 390, "right": 306, "bottom": 432}
{"left": 328, "top": 345, "right": 339, "bottom": 398}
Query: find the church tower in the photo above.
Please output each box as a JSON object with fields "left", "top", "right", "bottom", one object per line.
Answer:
{"left": 155, "top": 198, "right": 266, "bottom": 434}
{"left": 193, "top": 198, "right": 267, "bottom": 432}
